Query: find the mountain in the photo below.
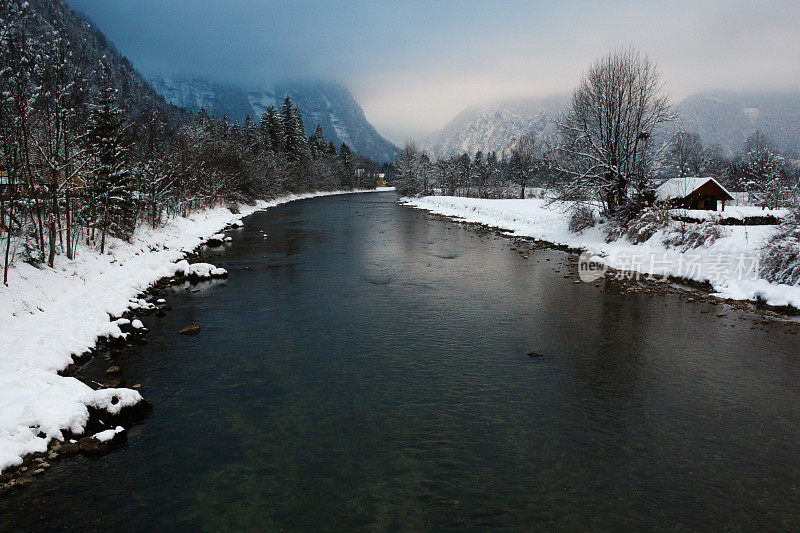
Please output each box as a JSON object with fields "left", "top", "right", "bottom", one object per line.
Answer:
{"left": 673, "top": 91, "right": 800, "bottom": 155}
{"left": 422, "top": 95, "right": 568, "bottom": 157}
{"left": 27, "top": 0, "right": 185, "bottom": 124}
{"left": 424, "top": 91, "right": 800, "bottom": 158}
{"left": 149, "top": 76, "right": 399, "bottom": 163}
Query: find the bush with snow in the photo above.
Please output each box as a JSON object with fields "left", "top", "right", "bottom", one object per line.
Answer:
{"left": 568, "top": 205, "right": 597, "bottom": 234}
{"left": 663, "top": 220, "right": 728, "bottom": 251}
{"left": 605, "top": 206, "right": 671, "bottom": 244}
{"left": 760, "top": 210, "right": 800, "bottom": 285}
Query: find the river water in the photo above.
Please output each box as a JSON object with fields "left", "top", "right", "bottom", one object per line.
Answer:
{"left": 2, "top": 191, "right": 800, "bottom": 531}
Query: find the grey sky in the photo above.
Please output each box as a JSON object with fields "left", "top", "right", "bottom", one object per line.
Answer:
{"left": 66, "top": 0, "right": 800, "bottom": 142}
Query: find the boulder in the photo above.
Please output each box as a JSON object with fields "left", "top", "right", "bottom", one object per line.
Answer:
{"left": 78, "top": 437, "right": 108, "bottom": 455}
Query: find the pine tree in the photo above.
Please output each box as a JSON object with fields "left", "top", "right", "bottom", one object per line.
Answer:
{"left": 87, "top": 61, "right": 134, "bottom": 253}
{"left": 264, "top": 105, "right": 284, "bottom": 152}
{"left": 308, "top": 124, "right": 327, "bottom": 159}
{"left": 339, "top": 142, "right": 354, "bottom": 187}
{"left": 258, "top": 111, "right": 273, "bottom": 152}
{"left": 281, "top": 96, "right": 310, "bottom": 163}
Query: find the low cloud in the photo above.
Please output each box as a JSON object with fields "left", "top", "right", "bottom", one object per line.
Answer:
{"left": 68, "top": 0, "right": 800, "bottom": 142}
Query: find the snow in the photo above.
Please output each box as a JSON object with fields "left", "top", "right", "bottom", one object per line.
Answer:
{"left": 92, "top": 426, "right": 124, "bottom": 443}
{"left": 0, "top": 188, "right": 384, "bottom": 473}
{"left": 404, "top": 196, "right": 800, "bottom": 309}
{"left": 174, "top": 260, "right": 227, "bottom": 279}
{"left": 655, "top": 177, "right": 732, "bottom": 201}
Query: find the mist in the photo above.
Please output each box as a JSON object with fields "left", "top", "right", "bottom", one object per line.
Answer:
{"left": 67, "top": 0, "right": 800, "bottom": 141}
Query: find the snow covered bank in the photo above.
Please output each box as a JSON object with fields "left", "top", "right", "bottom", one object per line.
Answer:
{"left": 404, "top": 196, "right": 800, "bottom": 309}
{"left": 0, "top": 188, "right": 383, "bottom": 473}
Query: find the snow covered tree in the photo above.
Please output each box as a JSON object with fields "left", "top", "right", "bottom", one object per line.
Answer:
{"left": 338, "top": 142, "right": 355, "bottom": 187}
{"left": 87, "top": 61, "right": 134, "bottom": 253}
{"left": 264, "top": 105, "right": 284, "bottom": 153}
{"left": 258, "top": 111, "right": 273, "bottom": 152}
{"left": 664, "top": 131, "right": 703, "bottom": 179}
{"left": 281, "top": 96, "right": 310, "bottom": 163}
{"left": 308, "top": 124, "right": 328, "bottom": 159}
{"left": 556, "top": 48, "right": 673, "bottom": 215}
{"left": 509, "top": 133, "right": 546, "bottom": 199}
{"left": 395, "top": 141, "right": 423, "bottom": 196}
{"left": 741, "top": 131, "right": 789, "bottom": 209}
{"left": 700, "top": 144, "right": 734, "bottom": 187}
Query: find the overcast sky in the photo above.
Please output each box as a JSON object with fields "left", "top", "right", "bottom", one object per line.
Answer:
{"left": 66, "top": 0, "right": 800, "bottom": 142}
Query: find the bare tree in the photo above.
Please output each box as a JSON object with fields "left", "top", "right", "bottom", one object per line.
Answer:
{"left": 509, "top": 132, "right": 544, "bottom": 199}
{"left": 665, "top": 131, "right": 703, "bottom": 178}
{"left": 556, "top": 48, "right": 673, "bottom": 215}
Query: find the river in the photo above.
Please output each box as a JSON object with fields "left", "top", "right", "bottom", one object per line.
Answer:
{"left": 2, "top": 191, "right": 800, "bottom": 531}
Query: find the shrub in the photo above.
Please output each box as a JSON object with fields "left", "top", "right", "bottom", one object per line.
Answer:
{"left": 568, "top": 205, "right": 597, "bottom": 233}
{"left": 663, "top": 219, "right": 728, "bottom": 251}
{"left": 760, "top": 210, "right": 800, "bottom": 285}
{"left": 605, "top": 205, "right": 671, "bottom": 244}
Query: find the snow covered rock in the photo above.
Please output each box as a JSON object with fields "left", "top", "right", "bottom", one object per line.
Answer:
{"left": 205, "top": 233, "right": 226, "bottom": 246}
{"left": 174, "top": 260, "right": 228, "bottom": 280}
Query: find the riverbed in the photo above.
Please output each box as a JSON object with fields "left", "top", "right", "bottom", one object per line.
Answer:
{"left": 2, "top": 191, "right": 800, "bottom": 531}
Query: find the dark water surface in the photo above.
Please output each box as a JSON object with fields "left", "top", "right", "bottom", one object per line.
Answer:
{"left": 3, "top": 191, "right": 800, "bottom": 531}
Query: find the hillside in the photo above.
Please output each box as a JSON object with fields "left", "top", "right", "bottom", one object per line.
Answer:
{"left": 149, "top": 76, "right": 399, "bottom": 163}
{"left": 26, "top": 0, "right": 184, "bottom": 123}
{"left": 673, "top": 91, "right": 800, "bottom": 154}
{"left": 422, "top": 95, "right": 568, "bottom": 157}
{"left": 424, "top": 91, "right": 800, "bottom": 158}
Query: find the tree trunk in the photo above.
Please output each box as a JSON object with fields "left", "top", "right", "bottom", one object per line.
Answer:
{"left": 47, "top": 213, "right": 56, "bottom": 268}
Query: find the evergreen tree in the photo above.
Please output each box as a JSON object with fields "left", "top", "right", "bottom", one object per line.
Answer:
{"left": 264, "top": 105, "right": 284, "bottom": 152}
{"left": 258, "top": 111, "right": 273, "bottom": 152}
{"left": 281, "top": 96, "right": 310, "bottom": 163}
{"left": 309, "top": 124, "right": 327, "bottom": 159}
{"left": 87, "top": 61, "right": 134, "bottom": 253}
{"left": 339, "top": 142, "right": 355, "bottom": 187}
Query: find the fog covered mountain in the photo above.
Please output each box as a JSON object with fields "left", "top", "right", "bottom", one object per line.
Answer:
{"left": 25, "top": 0, "right": 185, "bottom": 124}
{"left": 149, "top": 76, "right": 399, "bottom": 162}
{"left": 673, "top": 92, "right": 800, "bottom": 154}
{"left": 421, "top": 96, "right": 568, "bottom": 157}
{"left": 424, "top": 91, "right": 800, "bottom": 158}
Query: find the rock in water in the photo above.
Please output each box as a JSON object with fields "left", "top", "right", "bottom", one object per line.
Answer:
{"left": 178, "top": 322, "right": 201, "bottom": 335}
{"left": 78, "top": 437, "right": 108, "bottom": 455}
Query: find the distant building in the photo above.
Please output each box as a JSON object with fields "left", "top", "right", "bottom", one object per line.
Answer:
{"left": 655, "top": 177, "right": 734, "bottom": 211}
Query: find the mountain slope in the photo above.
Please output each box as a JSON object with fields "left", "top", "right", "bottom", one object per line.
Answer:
{"left": 27, "top": 0, "right": 185, "bottom": 123}
{"left": 673, "top": 91, "right": 800, "bottom": 154}
{"left": 425, "top": 91, "right": 800, "bottom": 158}
{"left": 149, "top": 76, "right": 399, "bottom": 163}
{"left": 423, "top": 95, "right": 568, "bottom": 157}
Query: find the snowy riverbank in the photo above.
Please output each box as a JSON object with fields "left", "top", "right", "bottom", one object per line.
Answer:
{"left": 0, "top": 188, "right": 390, "bottom": 474}
{"left": 404, "top": 196, "right": 800, "bottom": 310}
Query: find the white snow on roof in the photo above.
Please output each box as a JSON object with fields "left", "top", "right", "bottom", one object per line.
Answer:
{"left": 655, "top": 177, "right": 733, "bottom": 201}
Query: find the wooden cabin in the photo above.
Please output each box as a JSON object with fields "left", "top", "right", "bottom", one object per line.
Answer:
{"left": 655, "top": 177, "right": 734, "bottom": 211}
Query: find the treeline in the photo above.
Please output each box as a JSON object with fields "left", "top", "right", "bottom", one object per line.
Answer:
{"left": 0, "top": 1, "right": 376, "bottom": 284}
{"left": 396, "top": 49, "right": 799, "bottom": 214}
{"left": 394, "top": 135, "right": 552, "bottom": 200}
